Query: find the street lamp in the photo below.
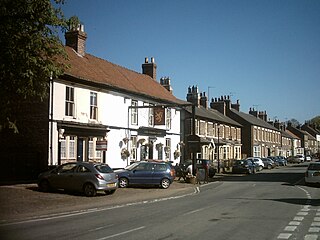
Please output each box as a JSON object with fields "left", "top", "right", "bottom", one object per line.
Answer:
{"left": 217, "top": 124, "right": 220, "bottom": 173}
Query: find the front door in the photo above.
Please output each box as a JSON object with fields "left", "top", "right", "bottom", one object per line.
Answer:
{"left": 77, "top": 138, "right": 84, "bottom": 162}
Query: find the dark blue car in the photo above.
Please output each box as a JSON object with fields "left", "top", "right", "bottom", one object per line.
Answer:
{"left": 232, "top": 159, "right": 257, "bottom": 174}
{"left": 115, "top": 161, "right": 175, "bottom": 189}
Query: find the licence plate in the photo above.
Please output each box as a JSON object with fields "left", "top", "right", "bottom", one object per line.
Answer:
{"left": 107, "top": 183, "right": 116, "bottom": 187}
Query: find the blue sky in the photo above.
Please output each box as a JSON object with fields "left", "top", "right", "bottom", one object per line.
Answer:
{"left": 58, "top": 0, "right": 320, "bottom": 123}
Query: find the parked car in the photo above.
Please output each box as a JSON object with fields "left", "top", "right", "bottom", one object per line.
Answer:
{"left": 261, "top": 158, "right": 275, "bottom": 169}
{"left": 246, "top": 157, "right": 264, "bottom": 171}
{"left": 305, "top": 155, "right": 312, "bottom": 161}
{"left": 276, "top": 156, "right": 287, "bottom": 166}
{"left": 232, "top": 159, "right": 257, "bottom": 174}
{"left": 305, "top": 162, "right": 320, "bottom": 186}
{"left": 176, "top": 159, "right": 217, "bottom": 178}
{"left": 287, "top": 155, "right": 304, "bottom": 164}
{"left": 267, "top": 156, "right": 280, "bottom": 166}
{"left": 38, "top": 162, "right": 118, "bottom": 197}
{"left": 115, "top": 160, "right": 175, "bottom": 189}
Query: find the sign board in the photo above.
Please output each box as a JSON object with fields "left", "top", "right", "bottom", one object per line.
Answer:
{"left": 154, "top": 107, "right": 165, "bottom": 125}
{"left": 96, "top": 140, "right": 108, "bottom": 151}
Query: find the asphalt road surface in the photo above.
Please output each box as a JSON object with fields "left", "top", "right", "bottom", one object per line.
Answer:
{"left": 1, "top": 163, "right": 319, "bottom": 240}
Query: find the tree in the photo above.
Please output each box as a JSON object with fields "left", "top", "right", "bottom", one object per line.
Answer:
{"left": 287, "top": 118, "right": 300, "bottom": 127}
{"left": 310, "top": 116, "right": 320, "bottom": 130}
{"left": 0, "top": 0, "right": 69, "bottom": 133}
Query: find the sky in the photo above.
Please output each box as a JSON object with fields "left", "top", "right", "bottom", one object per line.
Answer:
{"left": 58, "top": 0, "right": 320, "bottom": 124}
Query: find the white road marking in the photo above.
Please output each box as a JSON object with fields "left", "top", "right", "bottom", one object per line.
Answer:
{"left": 96, "top": 226, "right": 145, "bottom": 240}
{"left": 289, "top": 221, "right": 301, "bottom": 226}
{"left": 311, "top": 222, "right": 320, "bottom": 227}
{"left": 309, "top": 227, "right": 320, "bottom": 233}
{"left": 297, "top": 212, "right": 309, "bottom": 216}
{"left": 294, "top": 216, "right": 304, "bottom": 221}
{"left": 314, "top": 217, "right": 320, "bottom": 221}
{"left": 304, "top": 234, "right": 318, "bottom": 240}
{"left": 277, "top": 233, "right": 292, "bottom": 239}
{"left": 284, "top": 226, "right": 297, "bottom": 231}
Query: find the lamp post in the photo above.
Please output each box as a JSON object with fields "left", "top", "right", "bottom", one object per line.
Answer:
{"left": 217, "top": 124, "right": 220, "bottom": 173}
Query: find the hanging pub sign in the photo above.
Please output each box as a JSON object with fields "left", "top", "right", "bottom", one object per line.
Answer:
{"left": 154, "top": 107, "right": 165, "bottom": 125}
{"left": 96, "top": 140, "right": 108, "bottom": 151}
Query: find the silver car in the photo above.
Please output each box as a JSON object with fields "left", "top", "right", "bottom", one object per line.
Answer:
{"left": 38, "top": 162, "right": 118, "bottom": 197}
{"left": 305, "top": 162, "right": 320, "bottom": 186}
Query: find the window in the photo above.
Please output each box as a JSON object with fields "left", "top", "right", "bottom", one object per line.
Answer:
{"left": 130, "top": 136, "right": 137, "bottom": 160}
{"left": 131, "top": 100, "right": 138, "bottom": 125}
{"left": 166, "top": 108, "right": 172, "bottom": 129}
{"left": 90, "top": 92, "right": 98, "bottom": 120}
{"left": 69, "top": 136, "right": 76, "bottom": 159}
{"left": 65, "top": 86, "right": 75, "bottom": 116}
{"left": 165, "top": 138, "right": 171, "bottom": 160}
{"left": 60, "top": 137, "right": 66, "bottom": 159}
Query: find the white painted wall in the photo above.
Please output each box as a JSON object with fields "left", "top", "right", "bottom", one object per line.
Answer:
{"left": 49, "top": 80, "right": 182, "bottom": 168}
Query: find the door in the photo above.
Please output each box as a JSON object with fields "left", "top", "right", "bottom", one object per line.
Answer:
{"left": 77, "top": 138, "right": 84, "bottom": 162}
{"left": 129, "top": 162, "right": 152, "bottom": 184}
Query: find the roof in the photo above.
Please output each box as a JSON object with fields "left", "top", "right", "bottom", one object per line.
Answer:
{"left": 229, "top": 108, "right": 279, "bottom": 131}
{"left": 60, "top": 47, "right": 187, "bottom": 105}
{"left": 185, "top": 106, "right": 242, "bottom": 127}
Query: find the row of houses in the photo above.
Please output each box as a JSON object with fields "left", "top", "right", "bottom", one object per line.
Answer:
{"left": 1, "top": 25, "right": 319, "bottom": 181}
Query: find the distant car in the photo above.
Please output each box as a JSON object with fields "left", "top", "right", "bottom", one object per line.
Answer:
{"left": 115, "top": 160, "right": 175, "bottom": 189}
{"left": 267, "top": 156, "right": 280, "bottom": 166}
{"left": 276, "top": 156, "right": 287, "bottom": 166}
{"left": 232, "top": 159, "right": 257, "bottom": 174}
{"left": 177, "top": 159, "right": 217, "bottom": 178}
{"left": 246, "top": 157, "right": 264, "bottom": 171}
{"left": 261, "top": 158, "right": 275, "bottom": 169}
{"left": 287, "top": 155, "right": 304, "bottom": 164}
{"left": 38, "top": 162, "right": 118, "bottom": 197}
{"left": 305, "top": 155, "right": 312, "bottom": 161}
{"left": 305, "top": 162, "right": 320, "bottom": 186}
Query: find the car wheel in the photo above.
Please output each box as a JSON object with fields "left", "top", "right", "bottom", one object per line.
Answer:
{"left": 119, "top": 177, "right": 129, "bottom": 188}
{"left": 38, "top": 180, "right": 51, "bottom": 192}
{"left": 83, "top": 183, "right": 97, "bottom": 197}
{"left": 267, "top": 165, "right": 272, "bottom": 170}
{"left": 105, "top": 189, "right": 116, "bottom": 195}
{"left": 160, "top": 178, "right": 171, "bottom": 189}
{"left": 253, "top": 168, "right": 256, "bottom": 174}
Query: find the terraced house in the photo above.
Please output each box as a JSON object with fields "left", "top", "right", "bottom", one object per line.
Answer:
{"left": 210, "top": 96, "right": 281, "bottom": 158}
{"left": 183, "top": 86, "right": 242, "bottom": 171}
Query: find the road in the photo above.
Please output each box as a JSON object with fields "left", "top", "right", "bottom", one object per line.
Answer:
{"left": 0, "top": 163, "right": 319, "bottom": 240}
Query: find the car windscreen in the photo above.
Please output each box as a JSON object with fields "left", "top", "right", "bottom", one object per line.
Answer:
{"left": 308, "top": 164, "right": 320, "bottom": 170}
{"left": 125, "top": 162, "right": 140, "bottom": 170}
{"left": 95, "top": 164, "right": 113, "bottom": 173}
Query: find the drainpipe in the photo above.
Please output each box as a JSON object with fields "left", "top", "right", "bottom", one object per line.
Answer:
{"left": 49, "top": 72, "right": 54, "bottom": 166}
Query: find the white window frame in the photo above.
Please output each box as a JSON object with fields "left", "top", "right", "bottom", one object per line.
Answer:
{"left": 90, "top": 92, "right": 98, "bottom": 120}
{"left": 131, "top": 100, "right": 138, "bottom": 125}
{"left": 65, "top": 86, "right": 75, "bottom": 117}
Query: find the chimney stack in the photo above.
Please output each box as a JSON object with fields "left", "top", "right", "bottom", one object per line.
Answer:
{"left": 65, "top": 24, "right": 87, "bottom": 56}
{"left": 210, "top": 96, "right": 226, "bottom": 115}
{"left": 160, "top": 77, "right": 173, "bottom": 93}
{"left": 249, "top": 108, "right": 258, "bottom": 117}
{"left": 186, "top": 85, "right": 200, "bottom": 107}
{"left": 142, "top": 57, "right": 157, "bottom": 80}
{"left": 231, "top": 99, "right": 240, "bottom": 111}
{"left": 200, "top": 92, "right": 208, "bottom": 109}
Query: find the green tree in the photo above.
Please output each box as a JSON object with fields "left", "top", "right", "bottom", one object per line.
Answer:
{"left": 0, "top": 0, "right": 69, "bottom": 132}
{"left": 310, "top": 116, "right": 320, "bottom": 130}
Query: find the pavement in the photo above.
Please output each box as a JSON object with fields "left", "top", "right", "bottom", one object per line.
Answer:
{"left": 0, "top": 176, "right": 224, "bottom": 223}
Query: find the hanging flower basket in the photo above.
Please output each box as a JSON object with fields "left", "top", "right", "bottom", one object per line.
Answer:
{"left": 174, "top": 150, "right": 181, "bottom": 159}
{"left": 122, "top": 137, "right": 129, "bottom": 144}
{"left": 121, "top": 148, "right": 130, "bottom": 159}
{"left": 164, "top": 146, "right": 170, "bottom": 153}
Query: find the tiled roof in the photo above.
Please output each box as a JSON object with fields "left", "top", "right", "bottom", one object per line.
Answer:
{"left": 61, "top": 47, "right": 187, "bottom": 105}
{"left": 185, "top": 106, "right": 242, "bottom": 127}
{"left": 229, "top": 108, "right": 279, "bottom": 131}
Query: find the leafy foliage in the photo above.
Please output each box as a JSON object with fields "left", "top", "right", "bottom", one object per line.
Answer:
{"left": 310, "top": 116, "right": 320, "bottom": 130}
{"left": 0, "top": 0, "right": 69, "bottom": 132}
